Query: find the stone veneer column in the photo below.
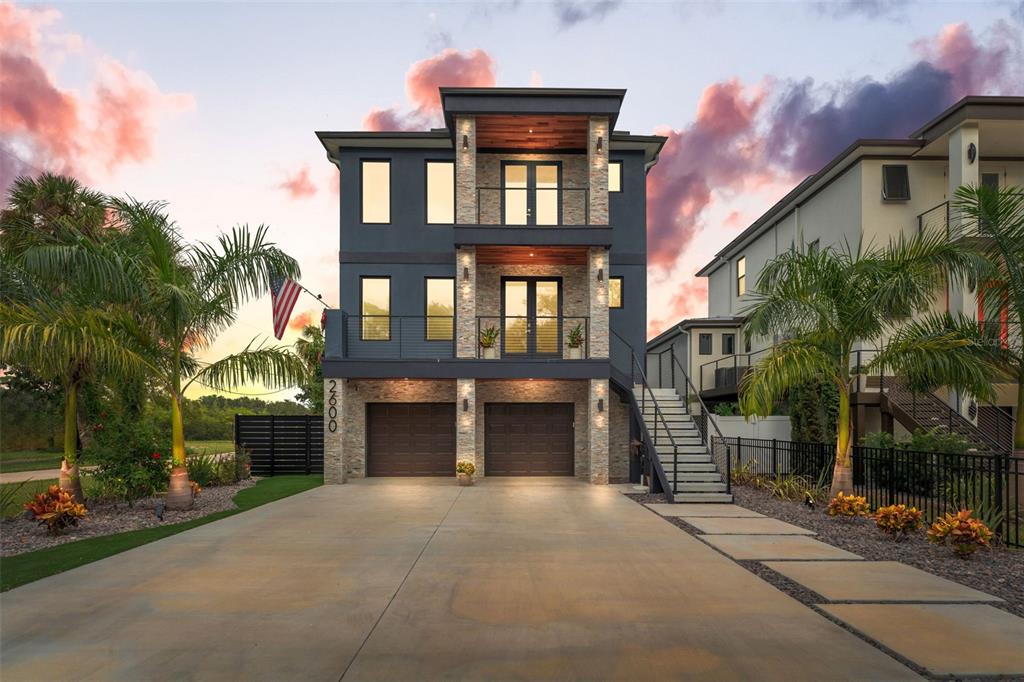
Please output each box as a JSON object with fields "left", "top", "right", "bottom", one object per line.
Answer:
{"left": 456, "top": 116, "right": 477, "bottom": 224}
{"left": 588, "top": 247, "right": 609, "bottom": 358}
{"left": 323, "top": 379, "right": 345, "bottom": 484}
{"left": 588, "top": 116, "right": 609, "bottom": 225}
{"left": 589, "top": 379, "right": 610, "bottom": 484}
{"left": 457, "top": 246, "right": 477, "bottom": 358}
{"left": 457, "top": 378, "right": 478, "bottom": 475}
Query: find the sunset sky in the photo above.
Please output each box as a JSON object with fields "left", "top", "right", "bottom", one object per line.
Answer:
{"left": 2, "top": 0, "right": 1022, "bottom": 398}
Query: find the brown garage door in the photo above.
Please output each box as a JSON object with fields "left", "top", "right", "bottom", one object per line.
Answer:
{"left": 367, "top": 403, "right": 455, "bottom": 476}
{"left": 485, "top": 403, "right": 574, "bottom": 476}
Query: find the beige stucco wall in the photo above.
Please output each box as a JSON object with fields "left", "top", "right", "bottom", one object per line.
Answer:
{"left": 688, "top": 325, "right": 743, "bottom": 391}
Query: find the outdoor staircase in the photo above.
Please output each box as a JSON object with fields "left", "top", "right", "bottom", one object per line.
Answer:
{"left": 882, "top": 377, "right": 1015, "bottom": 452}
{"left": 633, "top": 385, "right": 733, "bottom": 503}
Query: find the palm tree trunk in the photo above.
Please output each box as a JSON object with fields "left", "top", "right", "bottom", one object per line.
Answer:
{"left": 165, "top": 391, "right": 193, "bottom": 511}
{"left": 59, "top": 381, "right": 85, "bottom": 503}
{"left": 829, "top": 386, "right": 854, "bottom": 498}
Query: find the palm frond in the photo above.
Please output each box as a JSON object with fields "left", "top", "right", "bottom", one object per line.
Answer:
{"left": 739, "top": 339, "right": 840, "bottom": 417}
{"left": 184, "top": 339, "right": 307, "bottom": 392}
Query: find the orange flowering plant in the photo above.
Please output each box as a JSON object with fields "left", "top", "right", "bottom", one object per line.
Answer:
{"left": 927, "top": 510, "right": 994, "bottom": 558}
{"left": 874, "top": 504, "right": 923, "bottom": 540}
{"left": 827, "top": 492, "right": 870, "bottom": 518}
{"left": 24, "top": 485, "right": 87, "bottom": 535}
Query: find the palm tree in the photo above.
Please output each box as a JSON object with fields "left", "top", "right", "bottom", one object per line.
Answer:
{"left": 110, "top": 199, "right": 306, "bottom": 509}
{"left": 953, "top": 185, "right": 1024, "bottom": 449}
{"left": 739, "top": 232, "right": 999, "bottom": 498}
{"left": 294, "top": 323, "right": 324, "bottom": 412}
{"left": 0, "top": 174, "right": 144, "bottom": 501}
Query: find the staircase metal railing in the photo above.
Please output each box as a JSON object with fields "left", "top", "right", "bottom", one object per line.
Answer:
{"left": 629, "top": 351, "right": 679, "bottom": 498}
{"left": 671, "top": 352, "right": 731, "bottom": 494}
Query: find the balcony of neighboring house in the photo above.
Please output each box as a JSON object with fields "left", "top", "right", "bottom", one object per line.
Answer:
{"left": 452, "top": 113, "right": 613, "bottom": 248}
{"left": 698, "top": 349, "right": 768, "bottom": 399}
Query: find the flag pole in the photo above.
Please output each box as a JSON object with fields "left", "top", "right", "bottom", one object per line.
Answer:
{"left": 296, "top": 283, "right": 329, "bottom": 308}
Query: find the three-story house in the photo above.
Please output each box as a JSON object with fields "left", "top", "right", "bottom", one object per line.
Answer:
{"left": 316, "top": 87, "right": 671, "bottom": 487}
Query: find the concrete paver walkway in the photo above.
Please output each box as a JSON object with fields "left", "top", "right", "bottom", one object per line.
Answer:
{"left": 646, "top": 501, "right": 1024, "bottom": 677}
{"left": 0, "top": 479, "right": 916, "bottom": 681}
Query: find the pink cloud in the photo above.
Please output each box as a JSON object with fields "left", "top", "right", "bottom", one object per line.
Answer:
{"left": 647, "top": 279, "right": 709, "bottom": 339}
{"left": 0, "top": 3, "right": 193, "bottom": 195}
{"left": 288, "top": 310, "right": 314, "bottom": 331}
{"left": 278, "top": 165, "right": 318, "bottom": 199}
{"left": 646, "top": 79, "right": 770, "bottom": 269}
{"left": 914, "top": 22, "right": 1020, "bottom": 99}
{"left": 363, "top": 48, "right": 497, "bottom": 131}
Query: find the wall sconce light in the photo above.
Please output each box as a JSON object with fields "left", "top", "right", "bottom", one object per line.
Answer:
{"left": 463, "top": 398, "right": 469, "bottom": 412}
{"left": 597, "top": 268, "right": 604, "bottom": 282}
{"left": 597, "top": 398, "right": 604, "bottom": 412}
{"left": 596, "top": 135, "right": 603, "bottom": 152}
{"left": 462, "top": 134, "right": 469, "bottom": 151}
{"left": 463, "top": 266, "right": 469, "bottom": 281}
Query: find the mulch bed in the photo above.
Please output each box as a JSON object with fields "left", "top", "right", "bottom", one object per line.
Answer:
{"left": 0, "top": 478, "right": 257, "bottom": 557}
{"left": 628, "top": 486, "right": 1023, "bottom": 619}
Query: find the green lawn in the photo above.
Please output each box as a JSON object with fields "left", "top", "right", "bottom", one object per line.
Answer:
{"left": 0, "top": 450, "right": 65, "bottom": 474}
{"left": 187, "top": 439, "right": 235, "bottom": 455}
{"left": 1, "top": 474, "right": 322, "bottom": 592}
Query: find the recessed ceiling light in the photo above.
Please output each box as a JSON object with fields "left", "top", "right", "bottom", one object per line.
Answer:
{"left": 529, "top": 252, "right": 534, "bottom": 257}
{"left": 529, "top": 129, "right": 533, "bottom": 133}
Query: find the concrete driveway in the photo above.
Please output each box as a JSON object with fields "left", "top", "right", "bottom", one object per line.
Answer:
{"left": 0, "top": 479, "right": 916, "bottom": 681}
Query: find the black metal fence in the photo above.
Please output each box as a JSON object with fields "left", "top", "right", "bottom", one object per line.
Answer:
{"left": 235, "top": 415, "right": 323, "bottom": 476}
{"left": 716, "top": 436, "right": 1022, "bottom": 548}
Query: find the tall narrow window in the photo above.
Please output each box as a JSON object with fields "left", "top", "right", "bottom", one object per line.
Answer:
{"left": 361, "top": 161, "right": 390, "bottom": 223}
{"left": 736, "top": 256, "right": 746, "bottom": 296}
{"left": 426, "top": 161, "right": 454, "bottom": 224}
{"left": 698, "top": 333, "right": 712, "bottom": 355}
{"left": 609, "top": 277, "right": 623, "bottom": 308}
{"left": 361, "top": 277, "right": 390, "bottom": 340}
{"left": 608, "top": 161, "right": 622, "bottom": 193}
{"left": 425, "top": 278, "right": 454, "bottom": 341}
{"left": 722, "top": 333, "right": 735, "bottom": 355}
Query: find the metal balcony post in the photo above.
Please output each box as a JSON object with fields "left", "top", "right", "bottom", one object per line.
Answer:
{"left": 670, "top": 346, "right": 676, "bottom": 390}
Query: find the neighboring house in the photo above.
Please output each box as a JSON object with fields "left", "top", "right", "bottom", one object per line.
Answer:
{"left": 660, "top": 96, "right": 1023, "bottom": 450}
{"left": 317, "top": 88, "right": 679, "bottom": 488}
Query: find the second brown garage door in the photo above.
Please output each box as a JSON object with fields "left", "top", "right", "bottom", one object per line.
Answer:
{"left": 367, "top": 403, "right": 455, "bottom": 476}
{"left": 485, "top": 403, "right": 574, "bottom": 476}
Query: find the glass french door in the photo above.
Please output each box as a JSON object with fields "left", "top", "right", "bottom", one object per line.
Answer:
{"left": 502, "top": 279, "right": 561, "bottom": 356}
{"left": 503, "top": 162, "right": 560, "bottom": 225}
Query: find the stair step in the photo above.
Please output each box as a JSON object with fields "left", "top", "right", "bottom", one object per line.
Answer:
{"left": 672, "top": 463, "right": 720, "bottom": 472}
{"left": 657, "top": 445, "right": 708, "bottom": 454}
{"left": 675, "top": 482, "right": 729, "bottom": 493}
{"left": 659, "top": 456, "right": 713, "bottom": 465}
{"left": 673, "top": 472, "right": 724, "bottom": 482}
{"left": 673, "top": 493, "right": 734, "bottom": 503}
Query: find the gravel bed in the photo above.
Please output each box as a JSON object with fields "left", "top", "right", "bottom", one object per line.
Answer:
{"left": 0, "top": 478, "right": 258, "bottom": 557}
{"left": 730, "top": 485, "right": 1024, "bottom": 619}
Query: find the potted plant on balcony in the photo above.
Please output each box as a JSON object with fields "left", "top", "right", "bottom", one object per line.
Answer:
{"left": 567, "top": 323, "right": 585, "bottom": 360}
{"left": 456, "top": 460, "right": 476, "bottom": 486}
{"left": 479, "top": 326, "right": 499, "bottom": 359}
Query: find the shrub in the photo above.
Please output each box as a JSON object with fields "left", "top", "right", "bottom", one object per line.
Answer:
{"left": 456, "top": 460, "right": 476, "bottom": 476}
{"left": 233, "top": 447, "right": 251, "bottom": 481}
{"left": 85, "top": 415, "right": 170, "bottom": 505}
{"left": 730, "top": 460, "right": 758, "bottom": 487}
{"left": 712, "top": 402, "right": 739, "bottom": 417}
{"left": 827, "top": 492, "right": 870, "bottom": 517}
{"left": 187, "top": 453, "right": 219, "bottom": 487}
{"left": 24, "top": 485, "right": 87, "bottom": 535}
{"left": 762, "top": 474, "right": 828, "bottom": 503}
{"left": 927, "top": 510, "right": 994, "bottom": 558}
{"left": 874, "top": 504, "right": 923, "bottom": 540}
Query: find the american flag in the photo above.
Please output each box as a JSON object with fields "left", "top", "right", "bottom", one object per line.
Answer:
{"left": 270, "top": 277, "right": 301, "bottom": 339}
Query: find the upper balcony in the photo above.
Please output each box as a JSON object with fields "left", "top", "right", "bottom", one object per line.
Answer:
{"left": 452, "top": 111, "right": 613, "bottom": 247}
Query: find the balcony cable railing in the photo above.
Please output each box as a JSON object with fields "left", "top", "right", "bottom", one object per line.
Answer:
{"left": 475, "top": 316, "right": 590, "bottom": 359}
{"left": 474, "top": 186, "right": 590, "bottom": 225}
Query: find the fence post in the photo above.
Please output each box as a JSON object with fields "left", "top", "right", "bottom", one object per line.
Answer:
{"left": 304, "top": 417, "right": 311, "bottom": 475}
{"left": 736, "top": 436, "right": 743, "bottom": 471}
{"left": 887, "top": 447, "right": 895, "bottom": 506}
{"left": 772, "top": 438, "right": 778, "bottom": 477}
{"left": 269, "top": 416, "right": 276, "bottom": 477}
{"left": 994, "top": 451, "right": 1005, "bottom": 540}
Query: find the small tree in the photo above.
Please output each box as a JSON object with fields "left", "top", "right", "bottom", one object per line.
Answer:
{"left": 740, "top": 232, "right": 999, "bottom": 498}
{"left": 294, "top": 323, "right": 324, "bottom": 413}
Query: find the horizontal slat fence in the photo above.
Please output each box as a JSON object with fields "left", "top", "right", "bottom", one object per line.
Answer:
{"left": 715, "top": 436, "right": 1022, "bottom": 548}
{"left": 235, "top": 415, "right": 323, "bottom": 476}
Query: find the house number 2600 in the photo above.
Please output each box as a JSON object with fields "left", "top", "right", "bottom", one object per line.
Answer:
{"left": 327, "top": 379, "right": 338, "bottom": 432}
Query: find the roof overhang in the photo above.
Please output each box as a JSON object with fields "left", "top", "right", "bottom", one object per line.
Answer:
{"left": 439, "top": 87, "right": 626, "bottom": 133}
{"left": 610, "top": 133, "right": 667, "bottom": 172}
{"left": 316, "top": 131, "right": 451, "bottom": 164}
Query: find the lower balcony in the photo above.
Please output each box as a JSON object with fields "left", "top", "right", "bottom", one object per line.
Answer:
{"left": 322, "top": 311, "right": 608, "bottom": 380}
